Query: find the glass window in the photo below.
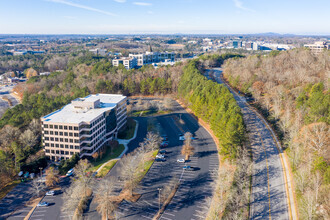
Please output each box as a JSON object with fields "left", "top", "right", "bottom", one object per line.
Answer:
{"left": 70, "top": 139, "right": 73, "bottom": 143}
{"left": 60, "top": 138, "right": 63, "bottom": 142}
{"left": 49, "top": 125, "right": 53, "bottom": 129}
{"left": 65, "top": 138, "right": 68, "bottom": 142}
{"left": 55, "top": 138, "right": 58, "bottom": 141}
{"left": 59, "top": 125, "right": 63, "bottom": 129}
{"left": 74, "top": 127, "right": 78, "bottom": 130}
{"left": 51, "top": 143, "right": 54, "bottom": 147}
{"left": 50, "top": 131, "right": 53, "bottom": 135}
{"left": 51, "top": 150, "right": 55, "bottom": 153}
{"left": 69, "top": 126, "right": 73, "bottom": 130}
{"left": 45, "top": 149, "right": 50, "bottom": 153}
{"left": 45, "top": 137, "right": 49, "bottom": 141}
{"left": 59, "top": 132, "right": 63, "bottom": 136}
{"left": 50, "top": 137, "right": 54, "bottom": 141}
{"left": 44, "top": 131, "right": 49, "bottom": 134}
{"left": 65, "top": 145, "right": 69, "bottom": 149}
{"left": 64, "top": 132, "right": 68, "bottom": 136}
{"left": 44, "top": 124, "right": 48, "bottom": 128}
{"left": 75, "top": 146, "right": 79, "bottom": 149}
{"left": 56, "top": 144, "right": 59, "bottom": 148}
{"left": 60, "top": 144, "right": 64, "bottom": 148}
{"left": 70, "top": 152, "right": 73, "bottom": 155}
{"left": 69, "top": 133, "right": 73, "bottom": 137}
{"left": 70, "top": 145, "right": 73, "bottom": 149}
{"left": 54, "top": 125, "right": 58, "bottom": 129}
{"left": 55, "top": 131, "right": 58, "bottom": 135}
{"left": 64, "top": 126, "right": 68, "bottom": 130}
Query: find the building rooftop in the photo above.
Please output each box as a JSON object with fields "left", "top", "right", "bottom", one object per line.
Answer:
{"left": 42, "top": 94, "right": 126, "bottom": 124}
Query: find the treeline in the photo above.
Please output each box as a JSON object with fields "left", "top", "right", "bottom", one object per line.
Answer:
{"left": 223, "top": 48, "right": 329, "bottom": 219}
{"left": 178, "top": 60, "right": 245, "bottom": 158}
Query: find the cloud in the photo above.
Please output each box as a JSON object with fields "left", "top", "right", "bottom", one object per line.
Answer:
{"left": 46, "top": 0, "right": 116, "bottom": 16}
{"left": 147, "top": 11, "right": 154, "bottom": 14}
{"left": 133, "top": 2, "right": 152, "bottom": 6}
{"left": 233, "top": 0, "right": 255, "bottom": 12}
{"left": 114, "top": 0, "right": 126, "bottom": 3}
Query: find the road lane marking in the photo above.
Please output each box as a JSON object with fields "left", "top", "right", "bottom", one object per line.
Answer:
{"left": 257, "top": 128, "right": 272, "bottom": 220}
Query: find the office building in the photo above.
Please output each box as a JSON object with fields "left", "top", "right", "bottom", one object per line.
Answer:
{"left": 304, "top": 41, "right": 329, "bottom": 54}
{"left": 112, "top": 57, "right": 137, "bottom": 69}
{"left": 41, "top": 94, "right": 127, "bottom": 161}
{"left": 129, "top": 51, "right": 175, "bottom": 66}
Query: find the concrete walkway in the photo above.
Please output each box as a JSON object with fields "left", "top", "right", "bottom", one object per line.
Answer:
{"left": 96, "top": 120, "right": 139, "bottom": 173}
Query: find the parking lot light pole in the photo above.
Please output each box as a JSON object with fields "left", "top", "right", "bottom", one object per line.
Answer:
{"left": 39, "top": 167, "right": 43, "bottom": 178}
{"left": 157, "top": 188, "right": 162, "bottom": 212}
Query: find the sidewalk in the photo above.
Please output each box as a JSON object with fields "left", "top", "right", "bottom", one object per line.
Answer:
{"left": 96, "top": 120, "right": 139, "bottom": 173}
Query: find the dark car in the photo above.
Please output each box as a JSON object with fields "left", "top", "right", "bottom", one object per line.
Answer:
{"left": 160, "top": 141, "right": 169, "bottom": 147}
{"left": 155, "top": 158, "right": 166, "bottom": 162}
{"left": 183, "top": 165, "right": 193, "bottom": 171}
{"left": 161, "top": 135, "right": 168, "bottom": 141}
{"left": 159, "top": 150, "right": 166, "bottom": 154}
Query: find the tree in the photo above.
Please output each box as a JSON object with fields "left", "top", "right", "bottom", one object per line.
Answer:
{"left": 45, "top": 167, "right": 60, "bottom": 187}
{"left": 181, "top": 132, "right": 194, "bottom": 160}
{"left": 62, "top": 181, "right": 84, "bottom": 219}
{"left": 74, "top": 159, "right": 94, "bottom": 197}
{"left": 0, "top": 125, "right": 21, "bottom": 148}
{"left": 31, "top": 177, "right": 46, "bottom": 197}
{"left": 95, "top": 177, "right": 118, "bottom": 220}
{"left": 11, "top": 142, "right": 24, "bottom": 170}
{"left": 144, "top": 132, "right": 161, "bottom": 152}
{"left": 19, "top": 129, "right": 37, "bottom": 152}
{"left": 119, "top": 153, "right": 141, "bottom": 197}
{"left": 92, "top": 152, "right": 99, "bottom": 162}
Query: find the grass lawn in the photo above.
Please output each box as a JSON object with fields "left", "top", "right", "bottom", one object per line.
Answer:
{"left": 0, "top": 180, "right": 21, "bottom": 200}
{"left": 131, "top": 109, "right": 171, "bottom": 117}
{"left": 96, "top": 160, "right": 118, "bottom": 177}
{"left": 118, "top": 118, "right": 136, "bottom": 140}
{"left": 92, "top": 144, "right": 125, "bottom": 171}
{"left": 137, "top": 150, "right": 158, "bottom": 182}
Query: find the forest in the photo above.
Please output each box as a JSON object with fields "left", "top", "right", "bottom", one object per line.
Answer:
{"left": 223, "top": 48, "right": 329, "bottom": 219}
{"left": 178, "top": 59, "right": 245, "bottom": 158}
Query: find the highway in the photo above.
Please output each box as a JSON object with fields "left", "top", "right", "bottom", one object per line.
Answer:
{"left": 209, "top": 68, "right": 294, "bottom": 220}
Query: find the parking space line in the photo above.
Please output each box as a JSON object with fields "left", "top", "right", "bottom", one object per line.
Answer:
{"left": 141, "top": 215, "right": 153, "bottom": 219}
{"left": 160, "top": 216, "right": 173, "bottom": 220}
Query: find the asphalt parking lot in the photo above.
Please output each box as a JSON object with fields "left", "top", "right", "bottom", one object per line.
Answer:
{"left": 116, "top": 102, "right": 219, "bottom": 220}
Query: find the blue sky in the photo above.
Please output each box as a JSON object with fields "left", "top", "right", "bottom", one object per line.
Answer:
{"left": 0, "top": 0, "right": 329, "bottom": 35}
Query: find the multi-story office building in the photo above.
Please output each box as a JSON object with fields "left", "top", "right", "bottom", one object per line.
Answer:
{"left": 129, "top": 51, "right": 175, "bottom": 66}
{"left": 304, "top": 41, "right": 329, "bottom": 54}
{"left": 112, "top": 57, "right": 137, "bottom": 69}
{"left": 41, "top": 94, "right": 127, "bottom": 161}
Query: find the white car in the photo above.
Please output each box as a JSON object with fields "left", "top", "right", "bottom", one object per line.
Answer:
{"left": 179, "top": 135, "right": 185, "bottom": 141}
{"left": 177, "top": 159, "right": 185, "bottom": 163}
{"left": 46, "top": 190, "right": 55, "bottom": 196}
{"left": 156, "top": 154, "right": 165, "bottom": 159}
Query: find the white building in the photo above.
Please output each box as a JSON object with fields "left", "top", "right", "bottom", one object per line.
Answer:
{"left": 89, "top": 48, "right": 107, "bottom": 56}
{"left": 129, "top": 51, "right": 175, "bottom": 66}
{"left": 41, "top": 94, "right": 127, "bottom": 160}
{"left": 304, "top": 41, "right": 329, "bottom": 54}
{"left": 112, "top": 57, "right": 137, "bottom": 69}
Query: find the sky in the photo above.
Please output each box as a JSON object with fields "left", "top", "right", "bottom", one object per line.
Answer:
{"left": 0, "top": 0, "right": 329, "bottom": 35}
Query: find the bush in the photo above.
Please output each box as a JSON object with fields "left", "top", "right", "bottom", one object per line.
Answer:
{"left": 58, "top": 154, "right": 80, "bottom": 175}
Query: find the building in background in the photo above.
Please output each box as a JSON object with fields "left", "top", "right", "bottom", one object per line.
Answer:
{"left": 232, "top": 41, "right": 242, "bottom": 48}
{"left": 89, "top": 48, "right": 107, "bottom": 56}
{"left": 41, "top": 94, "right": 127, "bottom": 161}
{"left": 304, "top": 41, "right": 329, "bottom": 54}
{"left": 112, "top": 57, "right": 137, "bottom": 69}
{"left": 129, "top": 51, "right": 175, "bottom": 66}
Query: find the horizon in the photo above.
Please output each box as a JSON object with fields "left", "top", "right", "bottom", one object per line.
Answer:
{"left": 1, "top": 0, "right": 329, "bottom": 35}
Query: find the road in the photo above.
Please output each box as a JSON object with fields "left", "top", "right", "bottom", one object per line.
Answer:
{"left": 209, "top": 68, "right": 292, "bottom": 220}
{"left": 0, "top": 84, "right": 20, "bottom": 117}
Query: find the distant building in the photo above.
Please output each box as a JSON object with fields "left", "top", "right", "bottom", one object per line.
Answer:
{"left": 112, "top": 57, "right": 137, "bottom": 69}
{"left": 245, "top": 42, "right": 253, "bottom": 49}
{"left": 40, "top": 72, "right": 51, "bottom": 76}
{"left": 41, "top": 94, "right": 127, "bottom": 161}
{"left": 128, "top": 51, "right": 175, "bottom": 66}
{"left": 304, "top": 41, "right": 329, "bottom": 54}
{"left": 10, "top": 50, "right": 27, "bottom": 56}
{"left": 89, "top": 48, "right": 107, "bottom": 56}
{"left": 8, "top": 77, "right": 20, "bottom": 83}
{"left": 253, "top": 43, "right": 259, "bottom": 51}
{"left": 232, "top": 41, "right": 242, "bottom": 48}
{"left": 28, "top": 50, "right": 45, "bottom": 55}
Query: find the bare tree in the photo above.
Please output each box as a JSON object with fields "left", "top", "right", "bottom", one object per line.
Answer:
{"left": 62, "top": 182, "right": 84, "bottom": 220}
{"left": 19, "top": 129, "right": 37, "bottom": 152}
{"left": 119, "top": 153, "right": 141, "bottom": 196}
{"left": 181, "top": 132, "right": 194, "bottom": 160}
{"left": 0, "top": 125, "right": 21, "bottom": 148}
{"left": 31, "top": 178, "right": 46, "bottom": 197}
{"left": 95, "top": 177, "right": 118, "bottom": 220}
{"left": 45, "top": 167, "right": 60, "bottom": 187}
{"left": 28, "top": 119, "right": 41, "bottom": 136}
{"left": 144, "top": 132, "right": 161, "bottom": 152}
{"left": 163, "top": 97, "right": 173, "bottom": 111}
{"left": 74, "top": 159, "right": 94, "bottom": 197}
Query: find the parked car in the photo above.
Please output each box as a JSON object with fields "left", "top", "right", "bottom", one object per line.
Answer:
{"left": 18, "top": 171, "right": 23, "bottom": 177}
{"left": 160, "top": 141, "right": 169, "bottom": 147}
{"left": 177, "top": 159, "right": 185, "bottom": 163}
{"left": 183, "top": 165, "right": 193, "bottom": 171}
{"left": 155, "top": 158, "right": 166, "bottom": 162}
{"left": 37, "top": 202, "right": 49, "bottom": 207}
{"left": 66, "top": 168, "right": 74, "bottom": 177}
{"left": 161, "top": 135, "right": 168, "bottom": 141}
{"left": 156, "top": 154, "right": 165, "bottom": 159}
{"left": 159, "top": 150, "right": 166, "bottom": 154}
{"left": 46, "top": 191, "right": 55, "bottom": 196}
{"left": 179, "top": 134, "right": 185, "bottom": 141}
{"left": 24, "top": 172, "right": 29, "bottom": 178}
